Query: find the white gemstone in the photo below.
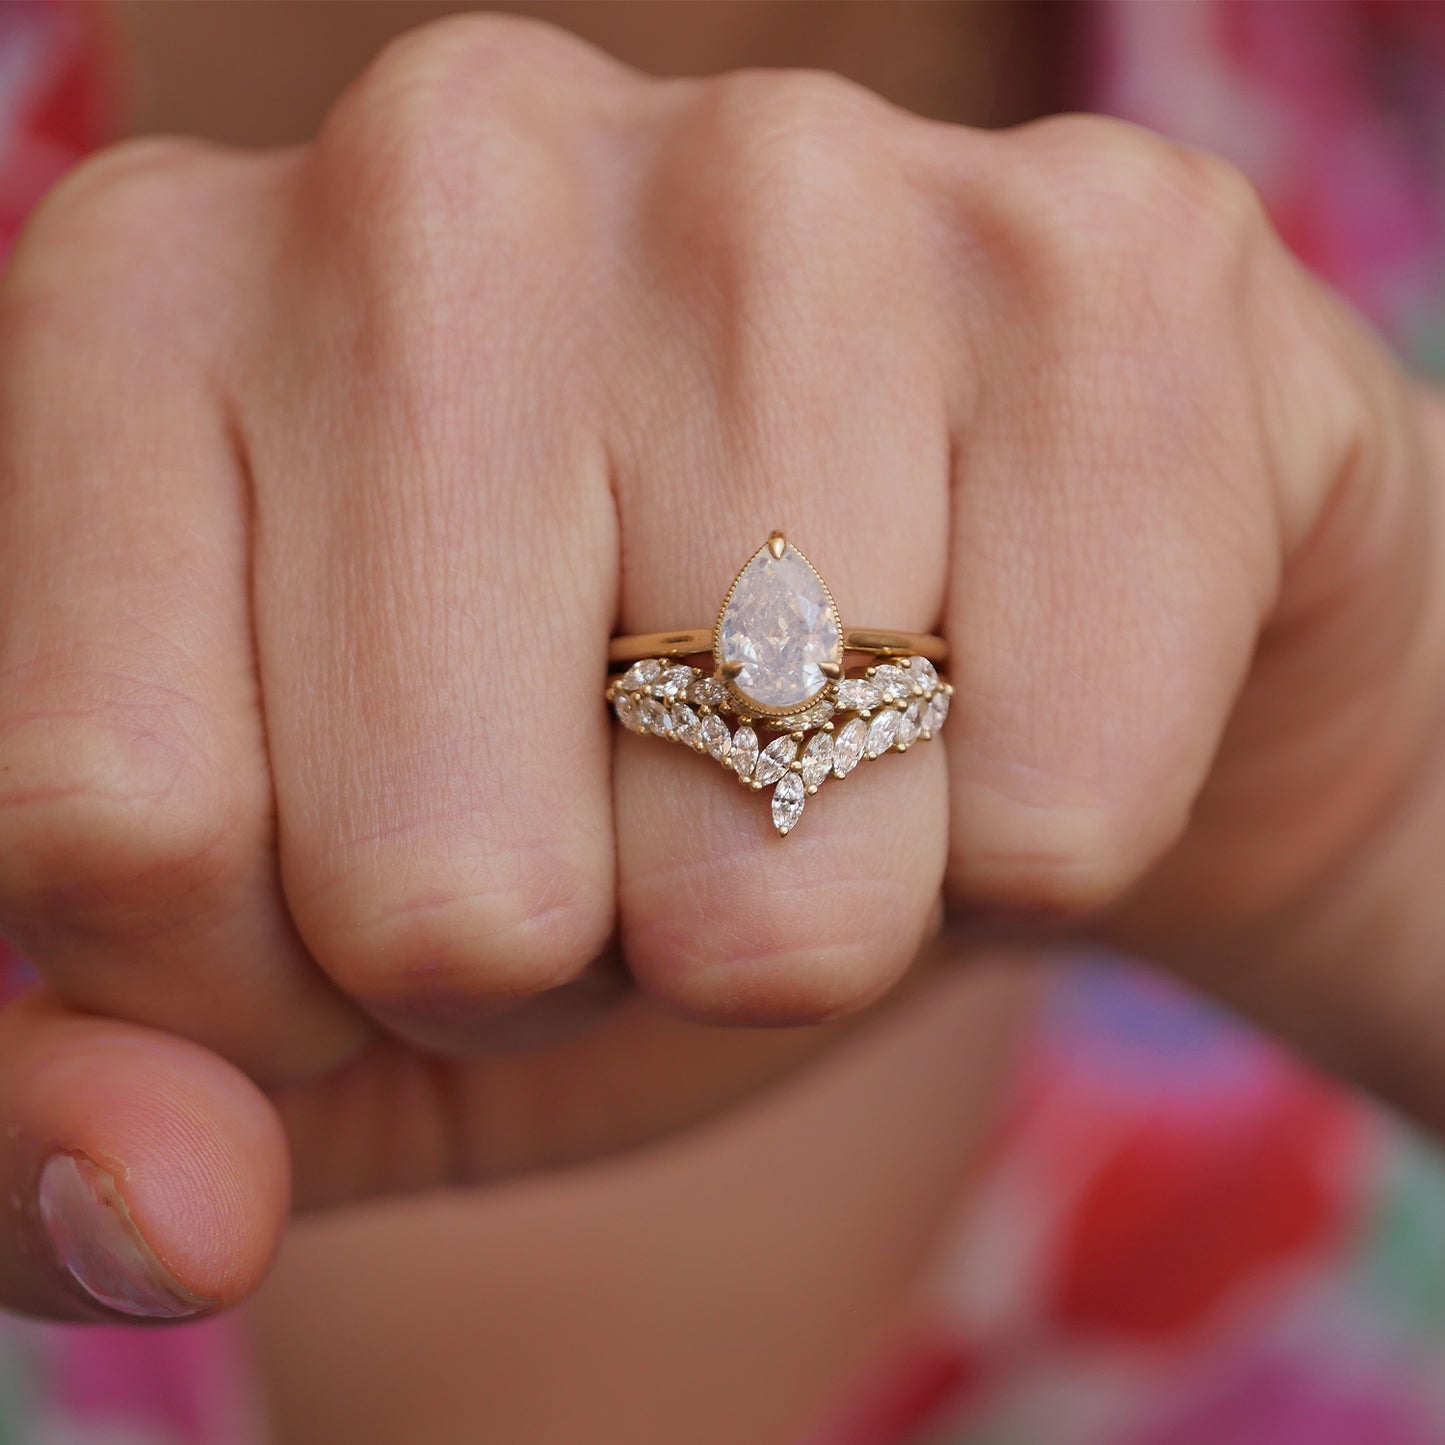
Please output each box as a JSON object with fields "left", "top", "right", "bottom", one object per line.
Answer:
{"left": 898, "top": 697, "right": 926, "bottom": 747}
{"left": 700, "top": 713, "right": 731, "bottom": 760}
{"left": 640, "top": 698, "right": 669, "bottom": 734}
{"left": 730, "top": 725, "right": 759, "bottom": 779}
{"left": 801, "top": 732, "right": 833, "bottom": 788}
{"left": 716, "top": 542, "right": 842, "bottom": 711}
{"left": 689, "top": 675, "right": 730, "bottom": 709}
{"left": 654, "top": 665, "right": 695, "bottom": 701}
{"left": 671, "top": 703, "right": 700, "bottom": 745}
{"left": 771, "top": 772, "right": 805, "bottom": 834}
{"left": 753, "top": 735, "right": 799, "bottom": 786}
{"left": 614, "top": 692, "right": 643, "bottom": 731}
{"left": 871, "top": 664, "right": 915, "bottom": 705}
{"left": 867, "top": 708, "right": 901, "bottom": 756}
{"left": 928, "top": 689, "right": 951, "bottom": 732}
{"left": 621, "top": 659, "right": 661, "bottom": 692}
{"left": 908, "top": 656, "right": 939, "bottom": 692}
{"left": 791, "top": 698, "right": 836, "bottom": 730}
{"left": 832, "top": 717, "right": 867, "bottom": 777}
{"left": 835, "top": 679, "right": 881, "bottom": 712}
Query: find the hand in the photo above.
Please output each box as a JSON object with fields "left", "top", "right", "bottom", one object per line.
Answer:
{"left": 0, "top": 16, "right": 1441, "bottom": 1322}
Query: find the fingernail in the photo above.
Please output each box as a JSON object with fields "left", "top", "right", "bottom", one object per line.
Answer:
{"left": 38, "top": 1153, "right": 208, "bottom": 1319}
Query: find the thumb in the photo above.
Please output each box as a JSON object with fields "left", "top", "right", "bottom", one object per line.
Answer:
{"left": 0, "top": 989, "right": 287, "bottom": 1322}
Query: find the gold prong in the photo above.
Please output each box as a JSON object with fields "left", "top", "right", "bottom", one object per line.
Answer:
{"left": 819, "top": 661, "right": 842, "bottom": 681}
{"left": 721, "top": 661, "right": 744, "bottom": 681}
{"left": 767, "top": 532, "right": 786, "bottom": 559}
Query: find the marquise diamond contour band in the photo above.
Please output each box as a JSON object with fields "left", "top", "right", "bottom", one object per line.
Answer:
{"left": 607, "top": 532, "right": 951, "bottom": 837}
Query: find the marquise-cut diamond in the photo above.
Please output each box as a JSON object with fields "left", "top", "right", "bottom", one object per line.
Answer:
{"left": 614, "top": 693, "right": 643, "bottom": 731}
{"left": 621, "top": 659, "right": 661, "bottom": 692}
{"left": 908, "top": 656, "right": 939, "bottom": 692}
{"left": 730, "top": 725, "right": 759, "bottom": 780}
{"left": 640, "top": 698, "right": 668, "bottom": 733}
{"left": 898, "top": 697, "right": 926, "bottom": 747}
{"left": 753, "top": 735, "right": 799, "bottom": 786}
{"left": 832, "top": 717, "right": 867, "bottom": 777}
{"left": 866, "top": 708, "right": 901, "bottom": 756}
{"left": 671, "top": 703, "right": 700, "bottom": 745}
{"left": 771, "top": 772, "right": 805, "bottom": 835}
{"left": 801, "top": 732, "right": 833, "bottom": 788}
{"left": 871, "top": 664, "right": 915, "bottom": 705}
{"left": 928, "top": 690, "right": 951, "bottom": 732}
{"left": 689, "top": 676, "right": 730, "bottom": 709}
{"left": 654, "top": 665, "right": 695, "bottom": 700}
{"left": 700, "top": 713, "right": 731, "bottom": 761}
{"left": 791, "top": 699, "right": 836, "bottom": 730}
{"left": 716, "top": 541, "right": 842, "bottom": 711}
{"left": 835, "top": 679, "right": 881, "bottom": 712}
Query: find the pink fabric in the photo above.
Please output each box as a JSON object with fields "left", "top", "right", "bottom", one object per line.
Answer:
{"left": 4, "top": 3, "right": 1445, "bottom": 1443}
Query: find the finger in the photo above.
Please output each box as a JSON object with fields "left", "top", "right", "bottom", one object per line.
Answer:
{"left": 0, "top": 146, "right": 365, "bottom": 1083}
{"left": 240, "top": 34, "right": 627, "bottom": 1052}
{"left": 609, "top": 75, "right": 951, "bottom": 1024}
{"left": 0, "top": 990, "right": 287, "bottom": 1323}
{"left": 927, "top": 121, "right": 1283, "bottom": 922}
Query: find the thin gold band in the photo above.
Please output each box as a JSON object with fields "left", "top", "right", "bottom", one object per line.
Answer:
{"left": 609, "top": 627, "right": 948, "bottom": 666}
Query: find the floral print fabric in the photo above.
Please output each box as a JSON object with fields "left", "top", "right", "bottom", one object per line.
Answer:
{"left": 4, "top": 2, "right": 1445, "bottom": 1443}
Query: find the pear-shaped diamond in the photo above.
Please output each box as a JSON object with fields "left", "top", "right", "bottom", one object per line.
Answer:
{"left": 716, "top": 539, "right": 842, "bottom": 712}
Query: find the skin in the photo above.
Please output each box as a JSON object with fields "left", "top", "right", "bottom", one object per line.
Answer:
{"left": 0, "top": 7, "right": 1443, "bottom": 1416}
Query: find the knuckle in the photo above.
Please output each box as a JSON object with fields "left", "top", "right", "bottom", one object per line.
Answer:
{"left": 0, "top": 687, "right": 251, "bottom": 938}
{"left": 990, "top": 116, "right": 1268, "bottom": 299}
{"left": 317, "top": 14, "right": 612, "bottom": 236}
{"left": 685, "top": 68, "right": 901, "bottom": 216}
{"left": 304, "top": 853, "right": 609, "bottom": 1014}
{"left": 9, "top": 137, "right": 214, "bottom": 279}
{"left": 309, "top": 16, "right": 618, "bottom": 368}
{"left": 947, "top": 800, "right": 1146, "bottom": 922}
{"left": 627, "top": 864, "right": 918, "bottom": 1025}
{"left": 2, "top": 137, "right": 251, "bottom": 352}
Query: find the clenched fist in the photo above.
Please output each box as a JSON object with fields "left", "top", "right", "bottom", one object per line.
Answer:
{"left": 1, "top": 16, "right": 1441, "bottom": 1321}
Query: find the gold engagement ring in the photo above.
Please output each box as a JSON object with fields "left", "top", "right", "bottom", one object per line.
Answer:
{"left": 608, "top": 533, "right": 952, "bottom": 836}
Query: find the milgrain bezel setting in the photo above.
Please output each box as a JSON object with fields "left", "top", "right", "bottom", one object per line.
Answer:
{"left": 608, "top": 531, "right": 952, "bottom": 837}
{"left": 711, "top": 532, "right": 845, "bottom": 721}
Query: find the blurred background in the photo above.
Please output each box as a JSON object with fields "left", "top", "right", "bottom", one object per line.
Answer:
{"left": 2, "top": 2, "right": 1445, "bottom": 1443}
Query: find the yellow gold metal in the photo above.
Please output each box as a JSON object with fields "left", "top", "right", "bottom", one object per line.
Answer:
{"left": 767, "top": 531, "right": 787, "bottom": 559}
{"left": 609, "top": 627, "right": 948, "bottom": 666}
